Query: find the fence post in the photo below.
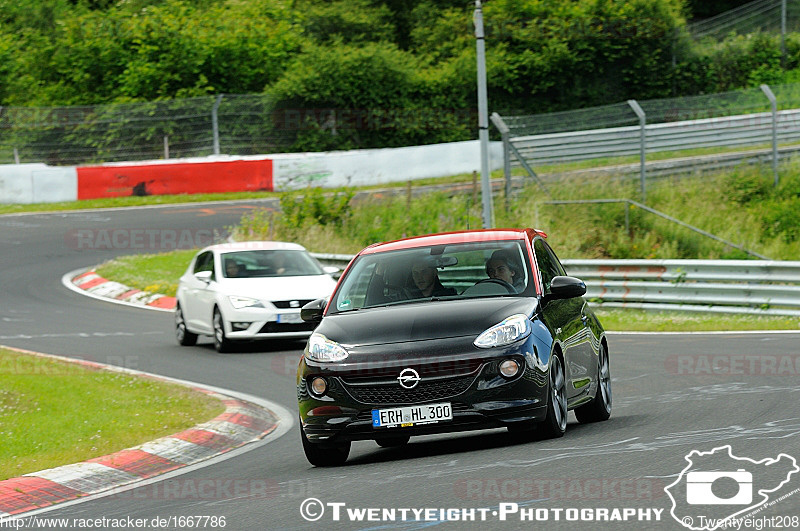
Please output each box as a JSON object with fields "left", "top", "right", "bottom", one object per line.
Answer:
{"left": 627, "top": 99, "right": 647, "bottom": 203}
{"left": 212, "top": 94, "right": 223, "bottom": 156}
{"left": 781, "top": 0, "right": 787, "bottom": 66}
{"left": 490, "top": 112, "right": 512, "bottom": 212}
{"left": 502, "top": 128, "right": 511, "bottom": 212}
{"left": 164, "top": 135, "right": 169, "bottom": 159}
{"left": 625, "top": 201, "right": 630, "bottom": 234}
{"left": 760, "top": 84, "right": 779, "bottom": 186}
{"left": 13, "top": 148, "right": 20, "bottom": 164}
{"left": 490, "top": 112, "right": 550, "bottom": 198}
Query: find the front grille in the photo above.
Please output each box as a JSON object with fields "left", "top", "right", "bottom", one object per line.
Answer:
{"left": 341, "top": 374, "right": 478, "bottom": 405}
{"left": 272, "top": 299, "right": 314, "bottom": 309}
{"left": 258, "top": 321, "right": 316, "bottom": 333}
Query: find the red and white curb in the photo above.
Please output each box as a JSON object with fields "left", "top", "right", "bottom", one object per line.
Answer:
{"left": 63, "top": 268, "right": 177, "bottom": 312}
{"left": 0, "top": 347, "right": 293, "bottom": 519}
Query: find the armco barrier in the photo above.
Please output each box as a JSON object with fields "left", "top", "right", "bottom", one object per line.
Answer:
{"left": 310, "top": 254, "right": 800, "bottom": 317}
{"left": 1, "top": 140, "right": 503, "bottom": 203}
{"left": 76, "top": 159, "right": 273, "bottom": 199}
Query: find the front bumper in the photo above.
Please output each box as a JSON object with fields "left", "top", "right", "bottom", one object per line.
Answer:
{"left": 223, "top": 306, "right": 316, "bottom": 340}
{"left": 297, "top": 336, "right": 550, "bottom": 443}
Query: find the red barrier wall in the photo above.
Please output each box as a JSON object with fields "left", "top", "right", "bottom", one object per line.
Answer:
{"left": 76, "top": 159, "right": 273, "bottom": 200}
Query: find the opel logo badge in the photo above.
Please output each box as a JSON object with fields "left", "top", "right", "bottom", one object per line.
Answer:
{"left": 397, "top": 368, "right": 421, "bottom": 389}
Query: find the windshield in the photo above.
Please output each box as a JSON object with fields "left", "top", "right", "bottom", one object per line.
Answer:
{"left": 221, "top": 249, "right": 325, "bottom": 278}
{"left": 329, "top": 240, "right": 533, "bottom": 313}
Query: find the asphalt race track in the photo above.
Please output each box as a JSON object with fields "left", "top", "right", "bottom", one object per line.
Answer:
{"left": 1, "top": 203, "right": 799, "bottom": 531}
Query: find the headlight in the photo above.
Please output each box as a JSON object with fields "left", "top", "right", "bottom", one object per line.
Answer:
{"left": 474, "top": 314, "right": 532, "bottom": 349}
{"left": 228, "top": 295, "right": 264, "bottom": 309}
{"left": 306, "top": 333, "right": 349, "bottom": 362}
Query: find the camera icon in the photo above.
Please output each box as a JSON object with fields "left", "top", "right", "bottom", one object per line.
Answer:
{"left": 686, "top": 469, "right": 753, "bottom": 505}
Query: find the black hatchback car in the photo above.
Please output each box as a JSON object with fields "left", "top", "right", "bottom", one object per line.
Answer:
{"left": 297, "top": 229, "right": 611, "bottom": 466}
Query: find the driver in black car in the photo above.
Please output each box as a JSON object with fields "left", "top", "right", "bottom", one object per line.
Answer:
{"left": 485, "top": 250, "right": 525, "bottom": 292}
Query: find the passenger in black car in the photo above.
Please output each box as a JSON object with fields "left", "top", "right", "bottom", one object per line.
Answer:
{"left": 407, "top": 257, "right": 456, "bottom": 298}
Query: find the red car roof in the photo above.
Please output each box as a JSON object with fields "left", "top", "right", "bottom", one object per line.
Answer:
{"left": 359, "top": 228, "right": 547, "bottom": 255}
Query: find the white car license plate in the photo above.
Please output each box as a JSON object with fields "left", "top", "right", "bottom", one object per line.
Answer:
{"left": 277, "top": 313, "right": 303, "bottom": 324}
{"left": 372, "top": 402, "right": 453, "bottom": 428}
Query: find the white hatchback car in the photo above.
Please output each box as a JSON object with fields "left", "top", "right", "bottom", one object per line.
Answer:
{"left": 175, "top": 242, "right": 339, "bottom": 352}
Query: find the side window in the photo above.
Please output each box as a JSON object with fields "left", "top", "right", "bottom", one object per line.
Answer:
{"left": 534, "top": 239, "right": 561, "bottom": 294}
{"left": 543, "top": 241, "right": 567, "bottom": 277}
{"left": 193, "top": 252, "right": 213, "bottom": 274}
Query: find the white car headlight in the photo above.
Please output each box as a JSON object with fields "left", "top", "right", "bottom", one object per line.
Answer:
{"left": 306, "top": 333, "right": 349, "bottom": 362}
{"left": 228, "top": 295, "right": 264, "bottom": 309}
{"left": 474, "top": 314, "right": 532, "bottom": 349}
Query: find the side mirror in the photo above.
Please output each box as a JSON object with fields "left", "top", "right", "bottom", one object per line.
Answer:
{"left": 547, "top": 276, "right": 586, "bottom": 301}
{"left": 194, "top": 270, "right": 212, "bottom": 283}
{"left": 323, "top": 265, "right": 341, "bottom": 276}
{"left": 301, "top": 298, "right": 327, "bottom": 323}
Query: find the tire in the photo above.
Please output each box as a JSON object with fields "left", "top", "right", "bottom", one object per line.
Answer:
{"left": 212, "top": 307, "right": 233, "bottom": 353}
{"left": 300, "top": 424, "right": 350, "bottom": 467}
{"left": 175, "top": 304, "right": 198, "bottom": 346}
{"left": 375, "top": 435, "right": 411, "bottom": 448}
{"left": 574, "top": 343, "right": 612, "bottom": 423}
{"left": 539, "top": 354, "right": 567, "bottom": 439}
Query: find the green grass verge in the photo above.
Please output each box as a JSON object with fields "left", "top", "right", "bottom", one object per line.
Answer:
{"left": 0, "top": 191, "right": 281, "bottom": 216}
{"left": 95, "top": 249, "right": 197, "bottom": 298}
{"left": 594, "top": 308, "right": 800, "bottom": 332}
{"left": 0, "top": 348, "right": 225, "bottom": 480}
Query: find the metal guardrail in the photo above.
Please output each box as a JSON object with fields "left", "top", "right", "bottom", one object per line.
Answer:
{"left": 494, "top": 84, "right": 800, "bottom": 200}
{"left": 311, "top": 254, "right": 800, "bottom": 316}
{"left": 507, "top": 110, "right": 800, "bottom": 165}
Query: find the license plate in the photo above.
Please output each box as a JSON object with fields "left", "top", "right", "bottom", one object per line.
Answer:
{"left": 277, "top": 313, "right": 303, "bottom": 324}
{"left": 372, "top": 402, "right": 453, "bottom": 428}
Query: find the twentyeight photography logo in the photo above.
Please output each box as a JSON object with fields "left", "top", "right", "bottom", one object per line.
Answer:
{"left": 665, "top": 445, "right": 799, "bottom": 530}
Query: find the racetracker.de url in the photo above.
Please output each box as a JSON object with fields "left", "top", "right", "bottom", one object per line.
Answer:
{"left": 299, "top": 499, "right": 664, "bottom": 523}
{"left": 0, "top": 515, "right": 227, "bottom": 529}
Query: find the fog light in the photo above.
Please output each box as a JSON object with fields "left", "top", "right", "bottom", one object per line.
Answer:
{"left": 231, "top": 322, "right": 251, "bottom": 331}
{"left": 499, "top": 359, "right": 520, "bottom": 378}
{"left": 310, "top": 377, "right": 327, "bottom": 396}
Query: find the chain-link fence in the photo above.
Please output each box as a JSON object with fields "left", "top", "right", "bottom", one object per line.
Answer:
{"left": 686, "top": 0, "right": 800, "bottom": 40}
{"left": 493, "top": 82, "right": 800, "bottom": 201}
{"left": 0, "top": 94, "right": 298, "bottom": 166}
{"left": 0, "top": 94, "right": 477, "bottom": 166}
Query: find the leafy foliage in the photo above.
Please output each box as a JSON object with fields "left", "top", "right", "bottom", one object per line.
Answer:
{"left": 3, "top": 0, "right": 800, "bottom": 152}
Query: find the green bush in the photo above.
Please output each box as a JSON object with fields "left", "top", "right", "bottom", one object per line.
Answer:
{"left": 723, "top": 169, "right": 773, "bottom": 204}
{"left": 279, "top": 187, "right": 354, "bottom": 232}
{"left": 763, "top": 199, "right": 800, "bottom": 243}
{"left": 6, "top": 0, "right": 800, "bottom": 153}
